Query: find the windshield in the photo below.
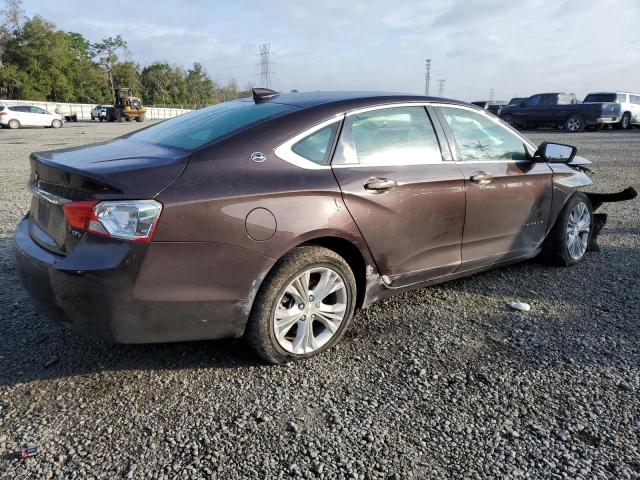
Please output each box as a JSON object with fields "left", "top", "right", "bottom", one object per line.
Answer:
{"left": 129, "top": 101, "right": 297, "bottom": 150}
{"left": 584, "top": 94, "right": 617, "bottom": 103}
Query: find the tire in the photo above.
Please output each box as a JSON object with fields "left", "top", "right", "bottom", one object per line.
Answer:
{"left": 136, "top": 113, "right": 145, "bottom": 122}
{"left": 8, "top": 119, "right": 20, "bottom": 129}
{"left": 540, "top": 192, "right": 593, "bottom": 266}
{"left": 91, "top": 114, "right": 95, "bottom": 120}
{"left": 618, "top": 113, "right": 631, "bottom": 130}
{"left": 246, "top": 246, "right": 357, "bottom": 364}
{"left": 502, "top": 115, "right": 515, "bottom": 127}
{"left": 99, "top": 117, "right": 104, "bottom": 122}
{"left": 565, "top": 115, "right": 584, "bottom": 133}
{"left": 51, "top": 119, "right": 62, "bottom": 129}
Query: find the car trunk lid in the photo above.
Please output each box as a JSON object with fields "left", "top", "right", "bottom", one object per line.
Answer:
{"left": 28, "top": 138, "right": 190, "bottom": 256}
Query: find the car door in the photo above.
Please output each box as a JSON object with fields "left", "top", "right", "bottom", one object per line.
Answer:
{"left": 31, "top": 107, "right": 50, "bottom": 126}
{"left": 11, "top": 106, "right": 32, "bottom": 125}
{"left": 436, "top": 105, "right": 553, "bottom": 269}
{"left": 516, "top": 95, "right": 546, "bottom": 126}
{"left": 331, "top": 105, "right": 466, "bottom": 285}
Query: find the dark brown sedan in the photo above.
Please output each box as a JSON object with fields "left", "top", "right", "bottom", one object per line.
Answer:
{"left": 14, "top": 89, "right": 634, "bottom": 363}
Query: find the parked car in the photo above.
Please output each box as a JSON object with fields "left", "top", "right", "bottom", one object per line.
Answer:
{"left": 471, "top": 100, "right": 508, "bottom": 115}
{"left": 15, "top": 90, "right": 636, "bottom": 363}
{"left": 90, "top": 104, "right": 110, "bottom": 121}
{"left": 583, "top": 92, "right": 640, "bottom": 130}
{"left": 499, "top": 93, "right": 620, "bottom": 132}
{"left": 0, "top": 105, "right": 63, "bottom": 129}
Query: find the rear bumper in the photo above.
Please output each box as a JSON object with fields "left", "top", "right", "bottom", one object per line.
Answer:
{"left": 14, "top": 216, "right": 274, "bottom": 343}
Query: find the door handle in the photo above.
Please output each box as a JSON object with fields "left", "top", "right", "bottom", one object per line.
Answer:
{"left": 470, "top": 172, "right": 493, "bottom": 185}
{"left": 364, "top": 177, "right": 397, "bottom": 193}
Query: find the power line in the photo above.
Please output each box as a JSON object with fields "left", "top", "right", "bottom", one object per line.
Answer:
{"left": 438, "top": 79, "right": 446, "bottom": 97}
{"left": 258, "top": 43, "right": 272, "bottom": 88}
{"left": 424, "top": 58, "right": 431, "bottom": 95}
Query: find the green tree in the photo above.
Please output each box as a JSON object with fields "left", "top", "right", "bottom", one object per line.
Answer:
{"left": 92, "top": 35, "right": 128, "bottom": 101}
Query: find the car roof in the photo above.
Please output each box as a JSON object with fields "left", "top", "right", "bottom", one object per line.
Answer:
{"left": 239, "top": 91, "right": 470, "bottom": 111}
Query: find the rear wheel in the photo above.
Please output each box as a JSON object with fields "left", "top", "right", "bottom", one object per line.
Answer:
{"left": 618, "top": 113, "right": 631, "bottom": 130}
{"left": 8, "top": 119, "right": 20, "bottom": 129}
{"left": 565, "top": 115, "right": 584, "bottom": 133}
{"left": 502, "top": 115, "right": 515, "bottom": 127}
{"left": 51, "top": 119, "right": 62, "bottom": 129}
{"left": 246, "top": 246, "right": 357, "bottom": 364}
{"left": 136, "top": 113, "right": 145, "bottom": 122}
{"left": 541, "top": 192, "right": 593, "bottom": 266}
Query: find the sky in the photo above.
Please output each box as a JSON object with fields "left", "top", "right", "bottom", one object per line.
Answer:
{"left": 23, "top": 0, "right": 640, "bottom": 102}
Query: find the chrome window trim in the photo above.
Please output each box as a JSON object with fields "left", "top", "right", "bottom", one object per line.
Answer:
{"left": 273, "top": 115, "right": 342, "bottom": 170}
{"left": 274, "top": 101, "right": 537, "bottom": 170}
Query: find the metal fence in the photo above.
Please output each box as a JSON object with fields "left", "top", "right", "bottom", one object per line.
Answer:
{"left": 0, "top": 99, "right": 192, "bottom": 120}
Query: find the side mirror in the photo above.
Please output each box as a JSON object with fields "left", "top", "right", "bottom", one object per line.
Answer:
{"left": 535, "top": 142, "right": 577, "bottom": 163}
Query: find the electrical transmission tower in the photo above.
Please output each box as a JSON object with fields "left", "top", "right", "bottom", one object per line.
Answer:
{"left": 438, "top": 79, "right": 446, "bottom": 97}
{"left": 258, "top": 44, "right": 272, "bottom": 88}
{"left": 424, "top": 59, "right": 431, "bottom": 95}
{"left": 489, "top": 88, "right": 495, "bottom": 101}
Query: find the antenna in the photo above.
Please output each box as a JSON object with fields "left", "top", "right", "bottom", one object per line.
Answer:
{"left": 258, "top": 44, "right": 272, "bottom": 88}
{"left": 424, "top": 59, "right": 431, "bottom": 95}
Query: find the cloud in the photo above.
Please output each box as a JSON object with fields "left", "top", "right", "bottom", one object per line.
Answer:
{"left": 25, "top": 0, "right": 640, "bottom": 100}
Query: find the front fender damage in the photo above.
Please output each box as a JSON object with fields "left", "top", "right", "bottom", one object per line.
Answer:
{"left": 584, "top": 187, "right": 637, "bottom": 252}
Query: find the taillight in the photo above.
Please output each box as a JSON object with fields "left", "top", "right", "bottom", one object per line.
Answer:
{"left": 63, "top": 200, "right": 163, "bottom": 243}
{"left": 0, "top": 111, "right": 7, "bottom": 115}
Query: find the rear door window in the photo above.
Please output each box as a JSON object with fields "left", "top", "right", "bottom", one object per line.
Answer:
{"left": 336, "top": 106, "right": 443, "bottom": 165}
{"left": 617, "top": 93, "right": 628, "bottom": 103}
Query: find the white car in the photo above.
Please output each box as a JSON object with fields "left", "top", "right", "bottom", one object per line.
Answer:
{"left": 583, "top": 91, "right": 640, "bottom": 129}
{"left": 91, "top": 104, "right": 110, "bottom": 121}
{"left": 0, "top": 105, "right": 63, "bottom": 129}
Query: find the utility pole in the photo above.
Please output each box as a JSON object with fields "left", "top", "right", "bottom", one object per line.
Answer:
{"left": 489, "top": 88, "right": 495, "bottom": 101}
{"left": 438, "top": 79, "right": 446, "bottom": 97}
{"left": 258, "top": 44, "right": 272, "bottom": 88}
{"left": 424, "top": 59, "right": 431, "bottom": 95}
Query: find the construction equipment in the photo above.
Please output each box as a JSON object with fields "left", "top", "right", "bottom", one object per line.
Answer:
{"left": 106, "top": 87, "right": 146, "bottom": 122}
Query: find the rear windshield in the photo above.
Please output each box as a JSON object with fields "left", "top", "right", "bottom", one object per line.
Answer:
{"left": 584, "top": 94, "right": 617, "bottom": 103}
{"left": 129, "top": 101, "right": 296, "bottom": 150}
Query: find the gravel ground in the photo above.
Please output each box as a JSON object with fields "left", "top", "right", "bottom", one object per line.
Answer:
{"left": 0, "top": 122, "right": 639, "bottom": 479}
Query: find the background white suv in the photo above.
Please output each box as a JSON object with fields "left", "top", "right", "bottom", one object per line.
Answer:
{"left": 583, "top": 92, "right": 640, "bottom": 129}
{"left": 0, "top": 105, "right": 63, "bottom": 129}
{"left": 91, "top": 104, "right": 110, "bottom": 121}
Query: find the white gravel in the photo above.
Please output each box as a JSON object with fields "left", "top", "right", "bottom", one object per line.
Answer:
{"left": 0, "top": 122, "right": 639, "bottom": 479}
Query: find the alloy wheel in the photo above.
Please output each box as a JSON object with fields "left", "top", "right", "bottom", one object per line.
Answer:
{"left": 567, "top": 117, "right": 581, "bottom": 132}
{"left": 566, "top": 201, "right": 590, "bottom": 260}
{"left": 273, "top": 267, "right": 348, "bottom": 355}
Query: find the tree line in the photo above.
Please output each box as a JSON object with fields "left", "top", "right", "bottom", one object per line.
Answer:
{"left": 0, "top": 0, "right": 253, "bottom": 107}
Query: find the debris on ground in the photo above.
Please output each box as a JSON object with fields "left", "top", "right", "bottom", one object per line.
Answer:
{"left": 509, "top": 302, "right": 531, "bottom": 312}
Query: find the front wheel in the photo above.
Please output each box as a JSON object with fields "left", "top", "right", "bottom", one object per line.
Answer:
{"left": 51, "top": 119, "right": 62, "bottom": 128}
{"left": 565, "top": 115, "right": 585, "bottom": 133}
{"left": 541, "top": 192, "right": 593, "bottom": 266}
{"left": 246, "top": 246, "right": 357, "bottom": 364}
{"left": 135, "top": 113, "right": 145, "bottom": 122}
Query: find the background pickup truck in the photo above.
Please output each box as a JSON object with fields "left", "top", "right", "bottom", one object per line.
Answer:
{"left": 499, "top": 93, "right": 621, "bottom": 132}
